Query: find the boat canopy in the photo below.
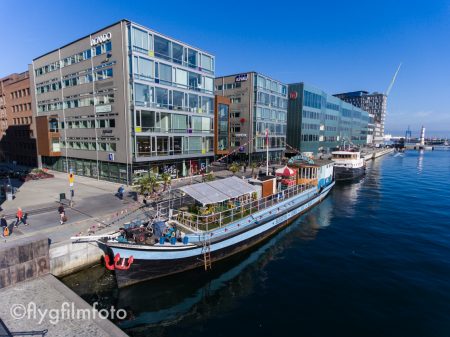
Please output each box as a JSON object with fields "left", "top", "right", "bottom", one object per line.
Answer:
{"left": 275, "top": 165, "right": 297, "bottom": 177}
{"left": 179, "top": 176, "right": 258, "bottom": 206}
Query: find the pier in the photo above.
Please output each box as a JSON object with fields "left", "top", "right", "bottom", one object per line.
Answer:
{"left": 361, "top": 148, "right": 394, "bottom": 161}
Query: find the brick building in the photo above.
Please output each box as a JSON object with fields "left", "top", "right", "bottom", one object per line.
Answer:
{"left": 0, "top": 71, "right": 37, "bottom": 166}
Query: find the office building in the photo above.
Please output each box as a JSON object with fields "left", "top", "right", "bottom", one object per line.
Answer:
{"left": 0, "top": 71, "right": 37, "bottom": 166}
{"left": 287, "top": 83, "right": 369, "bottom": 154}
{"left": 31, "top": 19, "right": 215, "bottom": 183}
{"left": 334, "top": 91, "right": 385, "bottom": 144}
{"left": 214, "top": 72, "right": 288, "bottom": 162}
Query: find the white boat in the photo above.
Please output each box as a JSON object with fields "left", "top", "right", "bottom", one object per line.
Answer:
{"left": 331, "top": 150, "right": 365, "bottom": 181}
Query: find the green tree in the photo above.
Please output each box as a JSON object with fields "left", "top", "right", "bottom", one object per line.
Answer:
{"left": 204, "top": 172, "right": 215, "bottom": 182}
{"left": 229, "top": 162, "right": 241, "bottom": 175}
{"left": 161, "top": 172, "right": 172, "bottom": 191}
{"left": 133, "top": 174, "right": 160, "bottom": 196}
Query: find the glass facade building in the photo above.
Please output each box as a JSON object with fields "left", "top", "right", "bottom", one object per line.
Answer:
{"left": 287, "top": 83, "right": 369, "bottom": 154}
{"left": 214, "top": 72, "right": 287, "bottom": 162}
{"left": 31, "top": 20, "right": 215, "bottom": 182}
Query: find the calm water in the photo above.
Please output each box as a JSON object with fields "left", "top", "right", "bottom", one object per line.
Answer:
{"left": 63, "top": 150, "right": 450, "bottom": 337}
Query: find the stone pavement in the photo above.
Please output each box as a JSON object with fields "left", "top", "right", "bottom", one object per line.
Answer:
{"left": 0, "top": 274, "right": 128, "bottom": 337}
{"left": 1, "top": 170, "right": 128, "bottom": 216}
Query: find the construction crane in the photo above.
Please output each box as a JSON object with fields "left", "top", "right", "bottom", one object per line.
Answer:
{"left": 385, "top": 63, "right": 402, "bottom": 96}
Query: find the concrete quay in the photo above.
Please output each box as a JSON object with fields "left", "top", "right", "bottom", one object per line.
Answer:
{"left": 0, "top": 235, "right": 128, "bottom": 336}
{"left": 0, "top": 274, "right": 128, "bottom": 337}
{"left": 362, "top": 148, "right": 394, "bottom": 161}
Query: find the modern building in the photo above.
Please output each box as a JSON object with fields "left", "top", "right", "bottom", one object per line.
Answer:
{"left": 287, "top": 83, "right": 369, "bottom": 155}
{"left": 334, "top": 91, "right": 385, "bottom": 144}
{"left": 0, "top": 71, "right": 37, "bottom": 166}
{"left": 31, "top": 19, "right": 215, "bottom": 183}
{"left": 214, "top": 72, "right": 288, "bottom": 162}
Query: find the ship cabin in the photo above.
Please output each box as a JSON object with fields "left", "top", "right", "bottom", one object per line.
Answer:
{"left": 287, "top": 157, "right": 334, "bottom": 189}
{"left": 331, "top": 151, "right": 361, "bottom": 161}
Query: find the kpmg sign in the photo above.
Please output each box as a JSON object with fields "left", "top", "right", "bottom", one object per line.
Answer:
{"left": 235, "top": 74, "right": 248, "bottom": 82}
{"left": 91, "top": 32, "right": 112, "bottom": 46}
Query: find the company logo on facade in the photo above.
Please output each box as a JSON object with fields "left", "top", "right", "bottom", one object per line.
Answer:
{"left": 91, "top": 32, "right": 112, "bottom": 46}
{"left": 235, "top": 74, "right": 248, "bottom": 82}
{"left": 289, "top": 91, "right": 298, "bottom": 100}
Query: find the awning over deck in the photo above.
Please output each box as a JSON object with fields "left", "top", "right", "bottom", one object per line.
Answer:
{"left": 179, "top": 176, "right": 258, "bottom": 205}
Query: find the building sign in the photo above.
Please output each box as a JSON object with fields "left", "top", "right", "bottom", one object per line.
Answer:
{"left": 108, "top": 153, "right": 115, "bottom": 161}
{"left": 95, "top": 105, "right": 112, "bottom": 113}
{"left": 289, "top": 91, "right": 298, "bottom": 100}
{"left": 235, "top": 74, "right": 248, "bottom": 82}
{"left": 91, "top": 32, "right": 112, "bottom": 46}
{"left": 234, "top": 133, "right": 247, "bottom": 137}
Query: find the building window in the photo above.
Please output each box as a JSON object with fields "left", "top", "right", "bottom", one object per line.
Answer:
{"left": 132, "top": 27, "right": 149, "bottom": 52}
{"left": 172, "top": 42, "right": 183, "bottom": 65}
{"left": 134, "top": 83, "right": 154, "bottom": 107}
{"left": 187, "top": 49, "right": 198, "bottom": 68}
{"left": 154, "top": 35, "right": 171, "bottom": 61}
{"left": 201, "top": 54, "right": 213, "bottom": 72}
{"left": 158, "top": 63, "right": 172, "bottom": 85}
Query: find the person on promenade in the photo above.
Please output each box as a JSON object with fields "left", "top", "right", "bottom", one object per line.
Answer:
{"left": 118, "top": 185, "right": 125, "bottom": 200}
{"left": 22, "top": 212, "right": 29, "bottom": 226}
{"left": 58, "top": 204, "right": 66, "bottom": 225}
{"left": 15, "top": 207, "right": 23, "bottom": 228}
{"left": 1, "top": 214, "right": 7, "bottom": 236}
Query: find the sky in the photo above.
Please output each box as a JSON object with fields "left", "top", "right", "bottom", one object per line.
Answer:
{"left": 1, "top": 0, "right": 449, "bottom": 137}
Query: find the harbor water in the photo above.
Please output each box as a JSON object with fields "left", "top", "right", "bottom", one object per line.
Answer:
{"left": 63, "top": 150, "right": 450, "bottom": 337}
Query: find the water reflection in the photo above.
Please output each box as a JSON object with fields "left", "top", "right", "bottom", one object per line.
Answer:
{"left": 118, "top": 215, "right": 324, "bottom": 333}
{"left": 417, "top": 150, "right": 424, "bottom": 174}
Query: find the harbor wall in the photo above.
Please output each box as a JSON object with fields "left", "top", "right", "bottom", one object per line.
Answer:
{"left": 50, "top": 240, "right": 106, "bottom": 277}
{"left": 0, "top": 235, "right": 50, "bottom": 289}
{"left": 363, "top": 148, "right": 394, "bottom": 161}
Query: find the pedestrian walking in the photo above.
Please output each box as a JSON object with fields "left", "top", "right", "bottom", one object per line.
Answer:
{"left": 22, "top": 212, "right": 29, "bottom": 226}
{"left": 15, "top": 207, "right": 23, "bottom": 228}
{"left": 58, "top": 204, "right": 66, "bottom": 225}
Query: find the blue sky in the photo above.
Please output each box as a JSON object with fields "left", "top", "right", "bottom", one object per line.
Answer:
{"left": 1, "top": 0, "right": 449, "bottom": 137}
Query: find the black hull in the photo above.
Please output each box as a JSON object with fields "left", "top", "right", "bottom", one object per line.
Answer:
{"left": 334, "top": 166, "right": 365, "bottom": 181}
{"left": 113, "top": 193, "right": 328, "bottom": 288}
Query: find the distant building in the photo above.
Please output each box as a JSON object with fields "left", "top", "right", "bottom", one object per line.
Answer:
{"left": 214, "top": 72, "right": 288, "bottom": 162}
{"left": 287, "top": 83, "right": 369, "bottom": 155}
{"left": 30, "top": 19, "right": 215, "bottom": 183}
{"left": 0, "top": 71, "right": 37, "bottom": 166}
{"left": 334, "top": 90, "right": 386, "bottom": 144}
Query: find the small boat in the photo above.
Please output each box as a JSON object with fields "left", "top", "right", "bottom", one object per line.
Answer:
{"left": 331, "top": 149, "right": 365, "bottom": 181}
{"left": 77, "top": 158, "right": 335, "bottom": 288}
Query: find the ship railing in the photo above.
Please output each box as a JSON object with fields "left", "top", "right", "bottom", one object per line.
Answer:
{"left": 174, "top": 183, "right": 316, "bottom": 233}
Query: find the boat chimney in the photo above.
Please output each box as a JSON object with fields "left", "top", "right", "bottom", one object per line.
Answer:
{"left": 420, "top": 126, "right": 426, "bottom": 146}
